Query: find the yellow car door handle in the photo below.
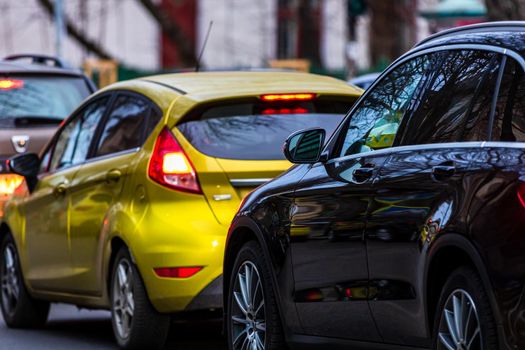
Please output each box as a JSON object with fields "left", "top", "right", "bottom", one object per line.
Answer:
{"left": 54, "top": 183, "right": 68, "bottom": 195}
{"left": 106, "top": 169, "right": 122, "bottom": 182}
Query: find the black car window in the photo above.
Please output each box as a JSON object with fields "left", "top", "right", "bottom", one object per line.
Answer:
{"left": 400, "top": 50, "right": 499, "bottom": 145}
{"left": 337, "top": 54, "right": 432, "bottom": 158}
{"left": 94, "top": 95, "right": 155, "bottom": 157}
{"left": 49, "top": 97, "right": 109, "bottom": 171}
{"left": 492, "top": 57, "right": 525, "bottom": 142}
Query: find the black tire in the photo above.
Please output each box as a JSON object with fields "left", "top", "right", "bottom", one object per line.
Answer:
{"left": 110, "top": 247, "right": 170, "bottom": 350}
{"left": 227, "top": 241, "right": 286, "bottom": 350}
{"left": 432, "top": 266, "right": 498, "bottom": 350}
{"left": 0, "top": 234, "right": 49, "bottom": 328}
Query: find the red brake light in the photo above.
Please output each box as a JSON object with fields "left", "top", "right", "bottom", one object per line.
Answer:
{"left": 154, "top": 266, "right": 203, "bottom": 278}
{"left": 261, "top": 107, "right": 309, "bottom": 115}
{"left": 148, "top": 127, "right": 202, "bottom": 194}
{"left": 0, "top": 79, "right": 24, "bottom": 90}
{"left": 260, "top": 93, "right": 315, "bottom": 101}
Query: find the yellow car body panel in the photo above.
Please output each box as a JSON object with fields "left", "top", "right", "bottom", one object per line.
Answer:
{"left": 3, "top": 71, "right": 361, "bottom": 313}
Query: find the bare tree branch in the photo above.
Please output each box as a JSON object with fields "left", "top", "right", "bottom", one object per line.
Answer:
{"left": 485, "top": 0, "right": 525, "bottom": 21}
{"left": 37, "top": 0, "right": 114, "bottom": 60}
{"left": 137, "top": 0, "right": 197, "bottom": 67}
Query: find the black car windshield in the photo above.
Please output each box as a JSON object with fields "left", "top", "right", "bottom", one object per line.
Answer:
{"left": 177, "top": 98, "right": 355, "bottom": 160}
{"left": 0, "top": 75, "right": 91, "bottom": 121}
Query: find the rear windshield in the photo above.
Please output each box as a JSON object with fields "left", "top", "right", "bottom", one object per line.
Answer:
{"left": 177, "top": 98, "right": 355, "bottom": 160}
{"left": 0, "top": 75, "right": 91, "bottom": 127}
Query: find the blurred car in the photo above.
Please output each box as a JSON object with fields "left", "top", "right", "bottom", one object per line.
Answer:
{"left": 0, "top": 71, "right": 360, "bottom": 349}
{"left": 348, "top": 72, "right": 380, "bottom": 90}
{"left": 0, "top": 54, "right": 95, "bottom": 215}
{"left": 224, "top": 22, "right": 525, "bottom": 350}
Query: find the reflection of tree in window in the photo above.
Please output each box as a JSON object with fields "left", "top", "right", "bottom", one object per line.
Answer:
{"left": 339, "top": 55, "right": 431, "bottom": 157}
{"left": 96, "top": 97, "right": 148, "bottom": 157}
{"left": 405, "top": 50, "right": 497, "bottom": 144}
{"left": 493, "top": 58, "right": 525, "bottom": 142}
{"left": 49, "top": 99, "right": 108, "bottom": 171}
{"left": 178, "top": 113, "right": 344, "bottom": 160}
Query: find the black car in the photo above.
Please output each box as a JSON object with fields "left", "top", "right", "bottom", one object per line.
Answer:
{"left": 224, "top": 22, "right": 525, "bottom": 350}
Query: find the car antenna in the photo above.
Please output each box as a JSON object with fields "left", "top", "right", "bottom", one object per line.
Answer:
{"left": 196, "top": 21, "right": 213, "bottom": 72}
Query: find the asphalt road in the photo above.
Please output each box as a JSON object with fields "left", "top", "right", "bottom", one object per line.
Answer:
{"left": 0, "top": 303, "right": 227, "bottom": 350}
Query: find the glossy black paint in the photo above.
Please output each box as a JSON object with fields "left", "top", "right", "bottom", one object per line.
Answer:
{"left": 225, "top": 23, "right": 525, "bottom": 349}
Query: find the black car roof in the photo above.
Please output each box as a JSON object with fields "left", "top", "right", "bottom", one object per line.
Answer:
{"left": 413, "top": 21, "right": 525, "bottom": 56}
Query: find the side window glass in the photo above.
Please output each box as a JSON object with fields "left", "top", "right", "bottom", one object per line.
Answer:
{"left": 95, "top": 95, "right": 150, "bottom": 157}
{"left": 492, "top": 58, "right": 525, "bottom": 142}
{"left": 49, "top": 97, "right": 108, "bottom": 171}
{"left": 39, "top": 148, "right": 52, "bottom": 174}
{"left": 401, "top": 50, "right": 498, "bottom": 145}
{"left": 338, "top": 54, "right": 431, "bottom": 157}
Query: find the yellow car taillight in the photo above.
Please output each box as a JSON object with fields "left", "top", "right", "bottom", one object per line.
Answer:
{"left": 0, "top": 174, "right": 25, "bottom": 196}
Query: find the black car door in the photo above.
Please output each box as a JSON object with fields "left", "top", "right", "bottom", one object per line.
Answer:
{"left": 366, "top": 49, "right": 502, "bottom": 346}
{"left": 289, "top": 54, "right": 431, "bottom": 341}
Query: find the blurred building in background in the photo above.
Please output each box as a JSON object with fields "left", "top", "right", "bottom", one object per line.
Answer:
{"left": 0, "top": 0, "right": 496, "bottom": 82}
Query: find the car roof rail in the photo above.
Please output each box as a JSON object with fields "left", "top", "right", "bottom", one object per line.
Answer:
{"left": 415, "top": 21, "right": 525, "bottom": 47}
{"left": 3, "top": 54, "right": 69, "bottom": 68}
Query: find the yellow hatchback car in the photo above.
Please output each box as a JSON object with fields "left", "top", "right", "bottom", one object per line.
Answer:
{"left": 0, "top": 72, "right": 360, "bottom": 349}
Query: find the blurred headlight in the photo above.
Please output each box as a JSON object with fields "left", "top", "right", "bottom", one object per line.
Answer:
{"left": 0, "top": 174, "right": 25, "bottom": 196}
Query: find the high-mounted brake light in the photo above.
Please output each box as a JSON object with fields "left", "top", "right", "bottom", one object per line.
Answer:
{"left": 260, "top": 93, "right": 315, "bottom": 101}
{"left": 261, "top": 107, "right": 309, "bottom": 115}
{"left": 154, "top": 266, "right": 203, "bottom": 278}
{"left": 0, "top": 79, "right": 24, "bottom": 90}
{"left": 148, "top": 127, "right": 202, "bottom": 194}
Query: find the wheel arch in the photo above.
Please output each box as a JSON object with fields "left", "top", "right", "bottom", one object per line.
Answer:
{"left": 0, "top": 222, "right": 11, "bottom": 240}
{"left": 425, "top": 233, "right": 503, "bottom": 341}
{"left": 105, "top": 236, "right": 128, "bottom": 296}
{"left": 223, "top": 216, "right": 287, "bottom": 332}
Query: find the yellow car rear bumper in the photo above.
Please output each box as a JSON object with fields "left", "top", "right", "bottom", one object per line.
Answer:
{"left": 127, "top": 195, "right": 227, "bottom": 313}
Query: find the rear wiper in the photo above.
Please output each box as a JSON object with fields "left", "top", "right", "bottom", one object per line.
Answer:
{"left": 13, "top": 116, "right": 63, "bottom": 127}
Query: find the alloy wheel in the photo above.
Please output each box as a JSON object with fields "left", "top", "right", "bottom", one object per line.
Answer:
{"left": 112, "top": 259, "right": 135, "bottom": 340}
{"left": 231, "top": 261, "right": 266, "bottom": 350}
{"left": 437, "top": 289, "right": 482, "bottom": 350}
{"left": 1, "top": 243, "right": 19, "bottom": 316}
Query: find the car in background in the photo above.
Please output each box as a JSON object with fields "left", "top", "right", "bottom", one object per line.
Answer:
{"left": 348, "top": 72, "right": 380, "bottom": 90}
{"left": 224, "top": 22, "right": 525, "bottom": 350}
{"left": 0, "top": 54, "right": 95, "bottom": 215}
{"left": 0, "top": 71, "right": 360, "bottom": 349}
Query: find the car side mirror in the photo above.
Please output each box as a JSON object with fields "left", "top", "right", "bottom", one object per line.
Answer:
{"left": 283, "top": 128, "right": 326, "bottom": 164}
{"left": 8, "top": 153, "right": 40, "bottom": 191}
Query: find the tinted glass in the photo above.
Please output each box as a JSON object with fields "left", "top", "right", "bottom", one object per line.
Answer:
{"left": 177, "top": 99, "right": 354, "bottom": 160}
{"left": 338, "top": 55, "right": 431, "bottom": 157}
{"left": 401, "top": 50, "right": 498, "bottom": 145}
{"left": 0, "top": 76, "right": 91, "bottom": 125}
{"left": 95, "top": 95, "right": 151, "bottom": 157}
{"left": 492, "top": 58, "right": 525, "bottom": 142}
{"left": 39, "top": 148, "right": 51, "bottom": 174}
{"left": 288, "top": 129, "right": 324, "bottom": 162}
{"left": 49, "top": 98, "right": 108, "bottom": 171}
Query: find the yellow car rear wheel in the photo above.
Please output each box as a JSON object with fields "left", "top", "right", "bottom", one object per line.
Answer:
{"left": 110, "top": 247, "right": 170, "bottom": 349}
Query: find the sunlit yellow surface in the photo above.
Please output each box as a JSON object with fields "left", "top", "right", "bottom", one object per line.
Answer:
{"left": 3, "top": 72, "right": 362, "bottom": 313}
